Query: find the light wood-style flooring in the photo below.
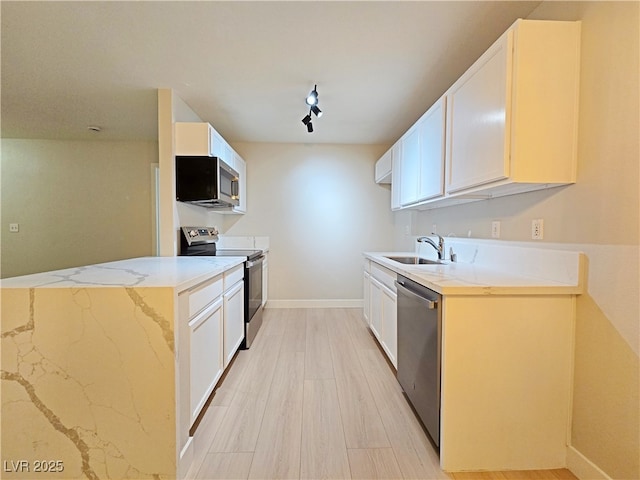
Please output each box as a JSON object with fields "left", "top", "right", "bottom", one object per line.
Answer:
{"left": 188, "top": 308, "right": 578, "bottom": 480}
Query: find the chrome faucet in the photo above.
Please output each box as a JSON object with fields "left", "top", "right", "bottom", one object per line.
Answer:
{"left": 417, "top": 233, "right": 445, "bottom": 260}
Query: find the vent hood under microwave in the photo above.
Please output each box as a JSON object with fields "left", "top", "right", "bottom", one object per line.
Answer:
{"left": 176, "top": 156, "right": 239, "bottom": 208}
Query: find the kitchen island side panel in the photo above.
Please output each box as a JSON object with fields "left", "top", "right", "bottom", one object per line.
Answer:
{"left": 1, "top": 286, "right": 177, "bottom": 479}
{"left": 439, "top": 294, "right": 575, "bottom": 472}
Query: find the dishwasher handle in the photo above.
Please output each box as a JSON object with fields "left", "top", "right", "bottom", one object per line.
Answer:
{"left": 395, "top": 280, "right": 438, "bottom": 310}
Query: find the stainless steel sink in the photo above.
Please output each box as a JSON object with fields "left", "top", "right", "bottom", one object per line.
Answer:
{"left": 384, "top": 256, "right": 446, "bottom": 265}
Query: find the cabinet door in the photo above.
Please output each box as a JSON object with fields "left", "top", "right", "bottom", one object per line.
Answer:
{"left": 390, "top": 142, "right": 403, "bottom": 210}
{"left": 400, "top": 126, "right": 420, "bottom": 206}
{"left": 381, "top": 285, "right": 397, "bottom": 369}
{"left": 175, "top": 122, "right": 214, "bottom": 157}
{"left": 417, "top": 97, "right": 446, "bottom": 201}
{"left": 189, "top": 297, "right": 223, "bottom": 425}
{"left": 369, "top": 277, "right": 383, "bottom": 340}
{"left": 363, "top": 270, "right": 371, "bottom": 325}
{"left": 211, "top": 129, "right": 226, "bottom": 160}
{"left": 446, "top": 31, "right": 513, "bottom": 193}
{"left": 223, "top": 281, "right": 245, "bottom": 367}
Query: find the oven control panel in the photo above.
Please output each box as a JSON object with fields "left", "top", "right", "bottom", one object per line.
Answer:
{"left": 181, "top": 226, "right": 219, "bottom": 245}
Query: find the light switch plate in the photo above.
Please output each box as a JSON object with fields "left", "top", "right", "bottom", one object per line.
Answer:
{"left": 9, "top": 223, "right": 19, "bottom": 233}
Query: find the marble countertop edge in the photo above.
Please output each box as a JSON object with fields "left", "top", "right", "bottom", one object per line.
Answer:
{"left": 0, "top": 256, "right": 247, "bottom": 291}
{"left": 364, "top": 252, "right": 584, "bottom": 296}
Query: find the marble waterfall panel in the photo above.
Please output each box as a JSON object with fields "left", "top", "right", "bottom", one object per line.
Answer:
{"left": 1, "top": 287, "right": 176, "bottom": 479}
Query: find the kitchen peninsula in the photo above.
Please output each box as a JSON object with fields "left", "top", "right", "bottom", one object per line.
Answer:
{"left": 1, "top": 256, "right": 245, "bottom": 479}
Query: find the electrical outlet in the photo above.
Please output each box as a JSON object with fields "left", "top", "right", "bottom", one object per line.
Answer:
{"left": 532, "top": 219, "right": 544, "bottom": 240}
{"left": 9, "top": 223, "right": 19, "bottom": 233}
{"left": 491, "top": 221, "right": 501, "bottom": 238}
{"left": 432, "top": 224, "right": 437, "bottom": 234}
{"left": 405, "top": 225, "right": 411, "bottom": 235}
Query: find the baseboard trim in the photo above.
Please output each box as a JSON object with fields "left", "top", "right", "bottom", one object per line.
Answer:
{"left": 567, "top": 445, "right": 612, "bottom": 480}
{"left": 265, "top": 299, "right": 363, "bottom": 308}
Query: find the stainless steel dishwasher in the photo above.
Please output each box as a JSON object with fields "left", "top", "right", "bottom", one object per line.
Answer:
{"left": 395, "top": 274, "right": 442, "bottom": 447}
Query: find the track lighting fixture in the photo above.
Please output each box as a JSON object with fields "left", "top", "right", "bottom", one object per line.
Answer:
{"left": 302, "top": 84, "right": 323, "bottom": 133}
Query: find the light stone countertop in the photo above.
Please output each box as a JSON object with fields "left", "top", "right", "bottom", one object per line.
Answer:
{"left": 0, "top": 256, "right": 246, "bottom": 292}
{"left": 364, "top": 251, "right": 584, "bottom": 295}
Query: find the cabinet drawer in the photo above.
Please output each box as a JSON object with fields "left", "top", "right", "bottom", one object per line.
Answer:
{"left": 224, "top": 264, "right": 244, "bottom": 290}
{"left": 189, "top": 275, "right": 223, "bottom": 318}
{"left": 371, "top": 262, "right": 396, "bottom": 292}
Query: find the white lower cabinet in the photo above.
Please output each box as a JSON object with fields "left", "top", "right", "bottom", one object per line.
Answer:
{"left": 223, "top": 280, "right": 244, "bottom": 368}
{"left": 188, "top": 296, "right": 223, "bottom": 426}
{"left": 177, "top": 264, "right": 244, "bottom": 455}
{"left": 365, "top": 261, "right": 398, "bottom": 368}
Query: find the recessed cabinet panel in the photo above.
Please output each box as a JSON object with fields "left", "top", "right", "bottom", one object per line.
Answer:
{"left": 400, "top": 126, "right": 420, "bottom": 206}
{"left": 446, "top": 31, "right": 511, "bottom": 193}
{"left": 369, "top": 277, "right": 383, "bottom": 339}
{"left": 223, "top": 281, "right": 245, "bottom": 368}
{"left": 189, "top": 298, "right": 223, "bottom": 426}
{"left": 381, "top": 286, "right": 397, "bottom": 368}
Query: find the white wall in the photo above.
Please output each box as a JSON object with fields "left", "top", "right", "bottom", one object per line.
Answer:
{"left": 1, "top": 139, "right": 157, "bottom": 278}
{"left": 222, "top": 142, "right": 393, "bottom": 306}
{"left": 396, "top": 3, "right": 638, "bottom": 478}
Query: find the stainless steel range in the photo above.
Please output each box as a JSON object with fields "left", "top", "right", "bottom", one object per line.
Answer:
{"left": 179, "top": 226, "right": 264, "bottom": 349}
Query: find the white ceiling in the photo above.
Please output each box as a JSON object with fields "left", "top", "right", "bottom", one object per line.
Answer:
{"left": 1, "top": 1, "right": 541, "bottom": 145}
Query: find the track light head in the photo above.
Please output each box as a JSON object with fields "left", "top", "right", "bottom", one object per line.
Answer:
{"left": 301, "top": 114, "right": 312, "bottom": 126}
{"left": 307, "top": 121, "right": 313, "bottom": 133}
{"left": 311, "top": 105, "right": 322, "bottom": 118}
{"left": 305, "top": 85, "right": 318, "bottom": 106}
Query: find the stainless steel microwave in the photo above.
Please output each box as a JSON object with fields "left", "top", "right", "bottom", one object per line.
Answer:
{"left": 176, "top": 156, "right": 239, "bottom": 208}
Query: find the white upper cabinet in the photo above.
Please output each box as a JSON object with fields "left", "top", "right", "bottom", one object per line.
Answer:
{"left": 174, "top": 121, "right": 248, "bottom": 214}
{"left": 418, "top": 97, "right": 446, "bottom": 201}
{"left": 175, "top": 122, "right": 216, "bottom": 157}
{"left": 210, "top": 129, "right": 233, "bottom": 168}
{"left": 175, "top": 122, "right": 233, "bottom": 167}
{"left": 402, "top": 96, "right": 447, "bottom": 206}
{"left": 381, "top": 19, "right": 580, "bottom": 211}
{"left": 445, "top": 19, "right": 581, "bottom": 197}
{"left": 375, "top": 148, "right": 392, "bottom": 184}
